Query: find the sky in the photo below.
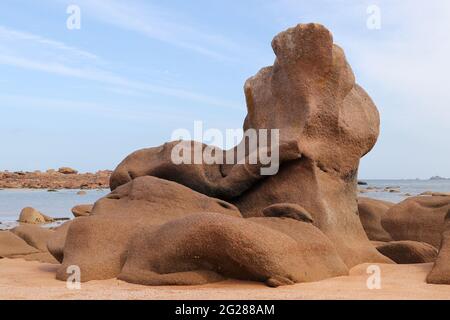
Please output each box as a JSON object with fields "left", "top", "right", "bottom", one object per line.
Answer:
{"left": 0, "top": 0, "right": 448, "bottom": 179}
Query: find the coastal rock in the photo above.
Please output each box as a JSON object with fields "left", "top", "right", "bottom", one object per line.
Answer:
{"left": 58, "top": 167, "right": 78, "bottom": 175}
{"left": 0, "top": 169, "right": 111, "bottom": 189}
{"left": 427, "top": 210, "right": 450, "bottom": 284}
{"left": 18, "top": 207, "right": 54, "bottom": 224}
{"left": 71, "top": 204, "right": 93, "bottom": 217}
{"left": 119, "top": 213, "right": 347, "bottom": 287}
{"left": 51, "top": 23, "right": 389, "bottom": 286}
{"left": 109, "top": 23, "right": 388, "bottom": 269}
{"left": 357, "top": 197, "right": 394, "bottom": 242}
{"left": 375, "top": 241, "right": 438, "bottom": 264}
{"left": 0, "top": 231, "right": 39, "bottom": 257}
{"left": 382, "top": 196, "right": 450, "bottom": 247}
{"left": 52, "top": 176, "right": 241, "bottom": 281}
{"left": 262, "top": 203, "right": 314, "bottom": 223}
{"left": 110, "top": 140, "right": 302, "bottom": 199}
{"left": 47, "top": 221, "right": 73, "bottom": 263}
{"left": 11, "top": 225, "right": 55, "bottom": 251}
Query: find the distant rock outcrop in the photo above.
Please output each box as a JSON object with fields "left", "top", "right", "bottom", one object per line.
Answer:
{"left": 0, "top": 169, "right": 111, "bottom": 189}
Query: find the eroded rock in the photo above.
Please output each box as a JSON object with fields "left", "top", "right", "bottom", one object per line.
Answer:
{"left": 358, "top": 197, "right": 394, "bottom": 242}
{"left": 375, "top": 241, "right": 438, "bottom": 264}
{"left": 427, "top": 210, "right": 450, "bottom": 284}
{"left": 382, "top": 196, "right": 450, "bottom": 247}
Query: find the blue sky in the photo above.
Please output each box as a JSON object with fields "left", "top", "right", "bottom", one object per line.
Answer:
{"left": 0, "top": 0, "right": 449, "bottom": 179}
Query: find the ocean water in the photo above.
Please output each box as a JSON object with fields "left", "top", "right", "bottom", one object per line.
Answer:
{"left": 0, "top": 188, "right": 109, "bottom": 229}
{"left": 0, "top": 180, "right": 449, "bottom": 229}
{"left": 360, "top": 179, "right": 450, "bottom": 202}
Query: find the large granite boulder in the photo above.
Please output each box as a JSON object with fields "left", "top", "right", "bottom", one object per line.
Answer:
{"left": 53, "top": 176, "right": 241, "bottom": 281}
{"left": 119, "top": 213, "right": 348, "bottom": 287}
{"left": 0, "top": 231, "right": 39, "bottom": 257}
{"left": 50, "top": 23, "right": 390, "bottom": 286}
{"left": 358, "top": 197, "right": 394, "bottom": 242}
{"left": 382, "top": 195, "right": 450, "bottom": 247}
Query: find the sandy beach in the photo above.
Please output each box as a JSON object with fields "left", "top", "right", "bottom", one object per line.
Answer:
{"left": 1, "top": 258, "right": 449, "bottom": 300}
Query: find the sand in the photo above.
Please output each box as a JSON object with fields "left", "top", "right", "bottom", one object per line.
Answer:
{"left": 0, "top": 258, "right": 449, "bottom": 300}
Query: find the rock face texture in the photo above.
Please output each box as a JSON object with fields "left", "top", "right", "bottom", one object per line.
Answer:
{"left": 50, "top": 23, "right": 389, "bottom": 286}
{"left": 119, "top": 213, "right": 348, "bottom": 287}
{"left": 0, "top": 170, "right": 111, "bottom": 189}
{"left": 427, "top": 210, "right": 450, "bottom": 284}
{"left": 358, "top": 197, "right": 394, "bottom": 242}
{"left": 375, "top": 241, "right": 438, "bottom": 264}
{"left": 18, "top": 207, "right": 54, "bottom": 224}
{"left": 382, "top": 196, "right": 450, "bottom": 247}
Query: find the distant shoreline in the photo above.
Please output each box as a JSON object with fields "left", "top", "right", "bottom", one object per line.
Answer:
{"left": 0, "top": 169, "right": 111, "bottom": 190}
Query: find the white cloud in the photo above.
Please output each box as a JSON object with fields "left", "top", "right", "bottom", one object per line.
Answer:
{"left": 0, "top": 24, "right": 242, "bottom": 109}
{"left": 58, "top": 0, "right": 241, "bottom": 61}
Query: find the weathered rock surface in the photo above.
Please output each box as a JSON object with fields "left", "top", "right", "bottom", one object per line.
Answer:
{"left": 108, "top": 23, "right": 388, "bottom": 269}
{"left": 357, "top": 197, "right": 394, "bottom": 242}
{"left": 49, "top": 23, "right": 390, "bottom": 286}
{"left": 375, "top": 241, "right": 438, "bottom": 264}
{"left": 71, "top": 204, "right": 93, "bottom": 217}
{"left": 262, "top": 203, "right": 314, "bottom": 223}
{"left": 47, "top": 221, "right": 73, "bottom": 263}
{"left": 11, "top": 225, "right": 55, "bottom": 251}
{"left": 58, "top": 167, "right": 78, "bottom": 175}
{"left": 0, "top": 231, "right": 39, "bottom": 257}
{"left": 427, "top": 210, "right": 450, "bottom": 284}
{"left": 18, "top": 207, "right": 54, "bottom": 224}
{"left": 382, "top": 196, "right": 450, "bottom": 247}
{"left": 53, "top": 176, "right": 241, "bottom": 281}
{"left": 118, "top": 213, "right": 348, "bottom": 287}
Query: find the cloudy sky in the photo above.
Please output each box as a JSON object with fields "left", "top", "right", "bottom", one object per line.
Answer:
{"left": 0, "top": 0, "right": 448, "bottom": 179}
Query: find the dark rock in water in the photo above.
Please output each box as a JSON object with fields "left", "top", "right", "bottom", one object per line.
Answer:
{"left": 358, "top": 181, "right": 368, "bottom": 185}
{"left": 18, "top": 207, "right": 54, "bottom": 224}
{"left": 49, "top": 23, "right": 390, "bottom": 287}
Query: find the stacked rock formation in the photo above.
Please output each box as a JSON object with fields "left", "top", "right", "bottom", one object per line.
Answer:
{"left": 49, "top": 23, "right": 394, "bottom": 286}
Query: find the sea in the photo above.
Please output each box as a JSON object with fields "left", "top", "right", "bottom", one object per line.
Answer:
{"left": 0, "top": 179, "right": 449, "bottom": 230}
